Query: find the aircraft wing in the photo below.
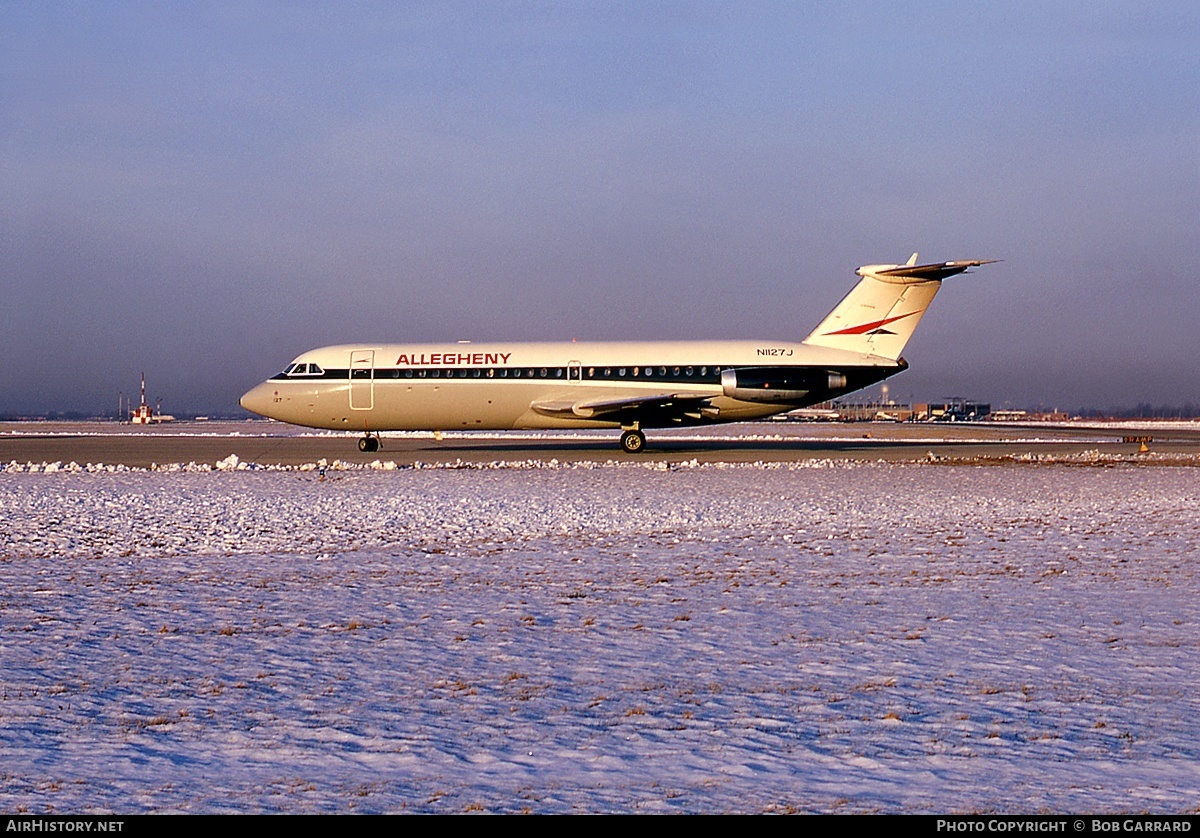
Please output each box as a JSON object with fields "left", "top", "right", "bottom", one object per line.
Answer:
{"left": 531, "top": 391, "right": 716, "bottom": 421}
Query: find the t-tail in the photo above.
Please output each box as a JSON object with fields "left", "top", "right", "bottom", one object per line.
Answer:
{"left": 802, "top": 254, "right": 997, "bottom": 360}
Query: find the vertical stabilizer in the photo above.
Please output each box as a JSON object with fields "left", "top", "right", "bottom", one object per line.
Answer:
{"left": 802, "top": 258, "right": 993, "bottom": 360}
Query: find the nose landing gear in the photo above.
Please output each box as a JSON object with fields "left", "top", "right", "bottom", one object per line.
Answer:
{"left": 358, "top": 433, "right": 380, "bottom": 453}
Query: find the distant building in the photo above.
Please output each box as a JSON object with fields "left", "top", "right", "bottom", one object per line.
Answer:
{"left": 989, "top": 408, "right": 1070, "bottom": 422}
{"left": 130, "top": 401, "right": 153, "bottom": 424}
{"left": 126, "top": 373, "right": 172, "bottom": 423}
{"left": 913, "top": 399, "right": 991, "bottom": 422}
{"left": 779, "top": 397, "right": 998, "bottom": 423}
{"left": 796, "top": 399, "right": 915, "bottom": 422}
{"left": 835, "top": 402, "right": 915, "bottom": 422}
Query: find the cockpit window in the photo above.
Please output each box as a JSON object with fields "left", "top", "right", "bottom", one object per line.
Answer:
{"left": 285, "top": 363, "right": 324, "bottom": 377}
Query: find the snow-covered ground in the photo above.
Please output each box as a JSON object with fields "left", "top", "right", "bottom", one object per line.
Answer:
{"left": 3, "top": 459, "right": 1199, "bottom": 813}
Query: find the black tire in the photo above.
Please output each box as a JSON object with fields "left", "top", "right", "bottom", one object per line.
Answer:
{"left": 620, "top": 429, "right": 646, "bottom": 454}
{"left": 359, "top": 436, "right": 378, "bottom": 453}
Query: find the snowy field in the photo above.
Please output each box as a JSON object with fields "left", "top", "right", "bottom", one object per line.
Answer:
{"left": 3, "top": 457, "right": 1200, "bottom": 813}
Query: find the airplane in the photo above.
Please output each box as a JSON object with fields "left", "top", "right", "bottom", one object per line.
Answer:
{"left": 239, "top": 254, "right": 994, "bottom": 453}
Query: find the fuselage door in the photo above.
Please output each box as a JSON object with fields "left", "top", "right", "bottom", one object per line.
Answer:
{"left": 568, "top": 361, "right": 582, "bottom": 382}
{"left": 349, "top": 349, "right": 375, "bottom": 410}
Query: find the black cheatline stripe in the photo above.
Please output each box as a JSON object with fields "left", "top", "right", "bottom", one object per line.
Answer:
{"left": 270, "top": 363, "right": 896, "bottom": 388}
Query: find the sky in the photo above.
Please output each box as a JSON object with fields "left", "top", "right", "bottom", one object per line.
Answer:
{"left": 2, "top": 1, "right": 1198, "bottom": 416}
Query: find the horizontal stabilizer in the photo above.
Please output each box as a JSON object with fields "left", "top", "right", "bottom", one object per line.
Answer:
{"left": 867, "top": 259, "right": 999, "bottom": 282}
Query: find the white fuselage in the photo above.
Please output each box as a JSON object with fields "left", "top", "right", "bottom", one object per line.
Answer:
{"left": 239, "top": 339, "right": 901, "bottom": 434}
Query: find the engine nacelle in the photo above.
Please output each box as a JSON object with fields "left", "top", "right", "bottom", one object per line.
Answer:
{"left": 721, "top": 367, "right": 847, "bottom": 404}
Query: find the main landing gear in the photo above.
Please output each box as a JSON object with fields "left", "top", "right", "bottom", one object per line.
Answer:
{"left": 620, "top": 428, "right": 646, "bottom": 454}
{"left": 358, "top": 433, "right": 380, "bottom": 453}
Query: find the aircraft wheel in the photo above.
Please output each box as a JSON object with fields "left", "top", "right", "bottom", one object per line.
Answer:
{"left": 359, "top": 436, "right": 379, "bottom": 453}
{"left": 620, "top": 429, "right": 646, "bottom": 454}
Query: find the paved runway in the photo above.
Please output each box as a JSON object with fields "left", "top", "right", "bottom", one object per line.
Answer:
{"left": 3, "top": 420, "right": 1198, "bottom": 467}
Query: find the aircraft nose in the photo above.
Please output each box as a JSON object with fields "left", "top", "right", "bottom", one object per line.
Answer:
{"left": 239, "top": 381, "right": 275, "bottom": 418}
